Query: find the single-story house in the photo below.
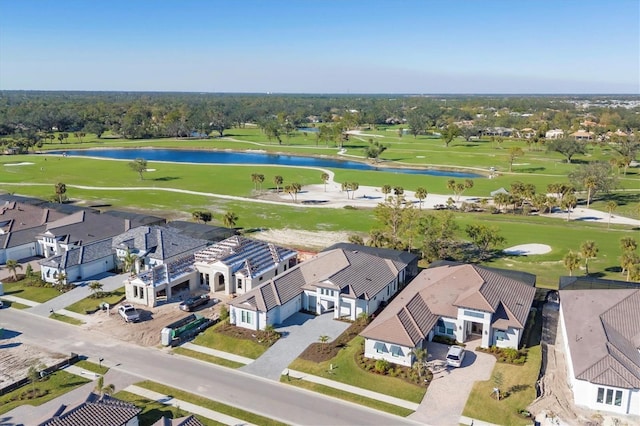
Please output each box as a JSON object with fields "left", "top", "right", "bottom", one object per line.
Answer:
{"left": 38, "top": 392, "right": 141, "bottom": 426}
{"left": 40, "top": 238, "right": 115, "bottom": 284}
{"left": 193, "top": 236, "right": 297, "bottom": 295}
{"left": 559, "top": 289, "right": 640, "bottom": 416}
{"left": 360, "top": 263, "right": 536, "bottom": 367}
{"left": 112, "top": 225, "right": 209, "bottom": 273}
{"left": 545, "top": 129, "right": 565, "bottom": 139}
{"left": 229, "top": 246, "right": 417, "bottom": 331}
{"left": 570, "top": 130, "right": 594, "bottom": 141}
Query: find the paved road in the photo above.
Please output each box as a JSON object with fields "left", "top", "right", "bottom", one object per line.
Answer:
{"left": 1, "top": 308, "right": 420, "bottom": 426}
{"left": 240, "top": 312, "right": 349, "bottom": 380}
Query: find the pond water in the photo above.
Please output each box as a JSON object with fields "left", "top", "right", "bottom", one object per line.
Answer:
{"left": 55, "top": 149, "right": 482, "bottom": 178}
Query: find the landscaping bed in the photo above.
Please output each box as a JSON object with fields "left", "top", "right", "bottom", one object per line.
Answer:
{"left": 298, "top": 317, "right": 369, "bottom": 363}
{"left": 191, "top": 321, "right": 279, "bottom": 359}
{"left": 476, "top": 346, "right": 528, "bottom": 364}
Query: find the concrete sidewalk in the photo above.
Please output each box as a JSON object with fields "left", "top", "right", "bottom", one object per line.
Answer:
{"left": 181, "top": 342, "right": 254, "bottom": 365}
{"left": 124, "top": 384, "right": 256, "bottom": 426}
{"left": 0, "top": 294, "right": 39, "bottom": 307}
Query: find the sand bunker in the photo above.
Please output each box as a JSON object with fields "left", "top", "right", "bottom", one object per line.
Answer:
{"left": 503, "top": 243, "right": 552, "bottom": 255}
{"left": 3, "top": 162, "right": 35, "bottom": 166}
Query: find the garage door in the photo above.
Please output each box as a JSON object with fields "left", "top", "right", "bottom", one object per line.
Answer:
{"left": 7, "top": 244, "right": 36, "bottom": 262}
{"left": 81, "top": 261, "right": 109, "bottom": 280}
{"left": 340, "top": 302, "right": 352, "bottom": 318}
{"left": 279, "top": 296, "right": 301, "bottom": 322}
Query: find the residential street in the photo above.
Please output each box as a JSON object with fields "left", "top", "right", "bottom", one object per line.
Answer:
{"left": 1, "top": 308, "right": 420, "bottom": 426}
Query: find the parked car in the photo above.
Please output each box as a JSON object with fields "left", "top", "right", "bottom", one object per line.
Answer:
{"left": 0, "top": 300, "right": 4, "bottom": 309}
{"left": 179, "top": 294, "right": 211, "bottom": 312}
{"left": 118, "top": 304, "right": 140, "bottom": 323}
{"left": 446, "top": 345, "right": 466, "bottom": 368}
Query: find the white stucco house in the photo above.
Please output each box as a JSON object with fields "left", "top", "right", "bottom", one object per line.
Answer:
{"left": 360, "top": 263, "right": 536, "bottom": 367}
{"left": 545, "top": 129, "right": 565, "bottom": 139}
{"left": 228, "top": 246, "right": 418, "bottom": 331}
{"left": 39, "top": 238, "right": 115, "bottom": 284}
{"left": 560, "top": 289, "right": 640, "bottom": 416}
{"left": 193, "top": 236, "right": 297, "bottom": 295}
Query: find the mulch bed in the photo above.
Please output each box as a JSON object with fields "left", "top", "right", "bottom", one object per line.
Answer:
{"left": 215, "top": 321, "right": 280, "bottom": 346}
{"left": 298, "top": 319, "right": 369, "bottom": 363}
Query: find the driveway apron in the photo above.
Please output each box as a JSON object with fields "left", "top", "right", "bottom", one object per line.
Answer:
{"left": 240, "top": 312, "right": 350, "bottom": 380}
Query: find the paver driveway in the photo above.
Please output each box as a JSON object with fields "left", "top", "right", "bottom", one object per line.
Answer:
{"left": 409, "top": 341, "right": 496, "bottom": 425}
{"left": 240, "top": 312, "right": 349, "bottom": 380}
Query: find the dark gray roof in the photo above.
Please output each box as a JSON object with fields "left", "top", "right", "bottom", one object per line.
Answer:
{"left": 40, "top": 238, "right": 114, "bottom": 269}
{"left": 559, "top": 275, "right": 640, "bottom": 290}
{"left": 43, "top": 211, "right": 130, "bottom": 246}
{"left": 153, "top": 415, "right": 205, "bottom": 426}
{"left": 323, "top": 242, "right": 418, "bottom": 271}
{"left": 561, "top": 289, "right": 640, "bottom": 389}
{"left": 231, "top": 248, "right": 403, "bottom": 312}
{"left": 166, "top": 221, "right": 237, "bottom": 242}
{"left": 112, "top": 226, "right": 209, "bottom": 261}
{"left": 101, "top": 209, "right": 166, "bottom": 227}
{"left": 38, "top": 393, "right": 141, "bottom": 426}
{"left": 1, "top": 224, "right": 45, "bottom": 249}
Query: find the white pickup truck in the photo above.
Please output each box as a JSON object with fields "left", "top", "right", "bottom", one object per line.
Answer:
{"left": 118, "top": 304, "right": 140, "bottom": 323}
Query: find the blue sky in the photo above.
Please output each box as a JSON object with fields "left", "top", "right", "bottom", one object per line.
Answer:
{"left": 1, "top": 0, "right": 638, "bottom": 93}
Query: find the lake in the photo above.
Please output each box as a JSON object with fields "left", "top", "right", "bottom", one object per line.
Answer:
{"left": 55, "top": 149, "right": 482, "bottom": 178}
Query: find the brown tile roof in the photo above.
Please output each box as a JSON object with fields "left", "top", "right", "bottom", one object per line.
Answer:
{"left": 230, "top": 248, "right": 407, "bottom": 312}
{"left": 561, "top": 289, "right": 640, "bottom": 389}
{"left": 39, "top": 393, "right": 141, "bottom": 426}
{"left": 360, "top": 264, "right": 535, "bottom": 347}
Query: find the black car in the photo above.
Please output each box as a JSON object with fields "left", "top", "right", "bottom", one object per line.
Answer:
{"left": 179, "top": 294, "right": 210, "bottom": 312}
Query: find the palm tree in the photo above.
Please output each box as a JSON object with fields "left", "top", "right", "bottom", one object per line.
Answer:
{"left": 381, "top": 184, "right": 392, "bottom": 199}
{"left": 563, "top": 251, "right": 581, "bottom": 276}
{"left": 55, "top": 182, "right": 66, "bottom": 203}
{"left": 411, "top": 347, "right": 428, "bottom": 379}
{"left": 620, "top": 236, "right": 638, "bottom": 253}
{"left": 321, "top": 172, "right": 330, "bottom": 192}
{"left": 584, "top": 175, "right": 598, "bottom": 208}
{"left": 222, "top": 211, "right": 238, "bottom": 228}
{"left": 95, "top": 375, "right": 115, "bottom": 397}
{"left": 621, "top": 252, "right": 640, "bottom": 282}
{"left": 393, "top": 186, "right": 404, "bottom": 196}
{"left": 55, "top": 272, "right": 67, "bottom": 286}
{"left": 88, "top": 281, "right": 104, "bottom": 298}
{"left": 606, "top": 200, "right": 617, "bottom": 229}
{"left": 318, "top": 335, "right": 330, "bottom": 353}
{"left": 121, "top": 249, "right": 137, "bottom": 276}
{"left": 561, "top": 194, "right": 577, "bottom": 221}
{"left": 580, "top": 240, "right": 598, "bottom": 275}
{"left": 4, "top": 259, "right": 23, "bottom": 281}
{"left": 415, "top": 187, "right": 428, "bottom": 210}
{"left": 291, "top": 182, "right": 301, "bottom": 202}
{"left": 273, "top": 175, "right": 283, "bottom": 193}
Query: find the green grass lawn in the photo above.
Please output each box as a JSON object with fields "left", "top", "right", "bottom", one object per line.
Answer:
{"left": 135, "top": 381, "right": 286, "bottom": 426}
{"left": 114, "top": 390, "right": 223, "bottom": 426}
{"left": 74, "top": 359, "right": 109, "bottom": 375}
{"left": 288, "top": 336, "right": 426, "bottom": 404}
{"left": 2, "top": 280, "right": 62, "bottom": 303}
{"left": 190, "top": 322, "right": 268, "bottom": 359}
{"left": 65, "top": 287, "right": 126, "bottom": 314}
{"left": 462, "top": 345, "right": 541, "bottom": 426}
{"left": 49, "top": 312, "right": 84, "bottom": 325}
{"left": 172, "top": 347, "right": 245, "bottom": 369}
{"left": 281, "top": 375, "right": 414, "bottom": 417}
{"left": 0, "top": 370, "right": 90, "bottom": 415}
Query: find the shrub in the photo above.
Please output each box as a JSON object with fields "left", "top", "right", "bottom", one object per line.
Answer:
{"left": 503, "top": 348, "right": 519, "bottom": 361}
{"left": 219, "top": 305, "right": 229, "bottom": 321}
{"left": 375, "top": 359, "right": 389, "bottom": 374}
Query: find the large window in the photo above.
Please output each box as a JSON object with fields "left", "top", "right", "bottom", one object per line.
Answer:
{"left": 241, "top": 311, "right": 253, "bottom": 324}
{"left": 464, "top": 310, "right": 484, "bottom": 319}
{"left": 437, "top": 319, "right": 455, "bottom": 336}
{"left": 597, "top": 387, "right": 623, "bottom": 407}
{"left": 495, "top": 330, "right": 507, "bottom": 341}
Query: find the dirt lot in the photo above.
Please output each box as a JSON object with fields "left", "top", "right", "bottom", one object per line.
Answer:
{"left": 82, "top": 296, "right": 228, "bottom": 347}
{"left": 0, "top": 330, "right": 67, "bottom": 389}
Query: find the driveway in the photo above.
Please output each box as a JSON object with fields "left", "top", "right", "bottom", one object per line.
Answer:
{"left": 409, "top": 341, "right": 496, "bottom": 425}
{"left": 27, "top": 272, "right": 127, "bottom": 316}
{"left": 240, "top": 312, "right": 350, "bottom": 380}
